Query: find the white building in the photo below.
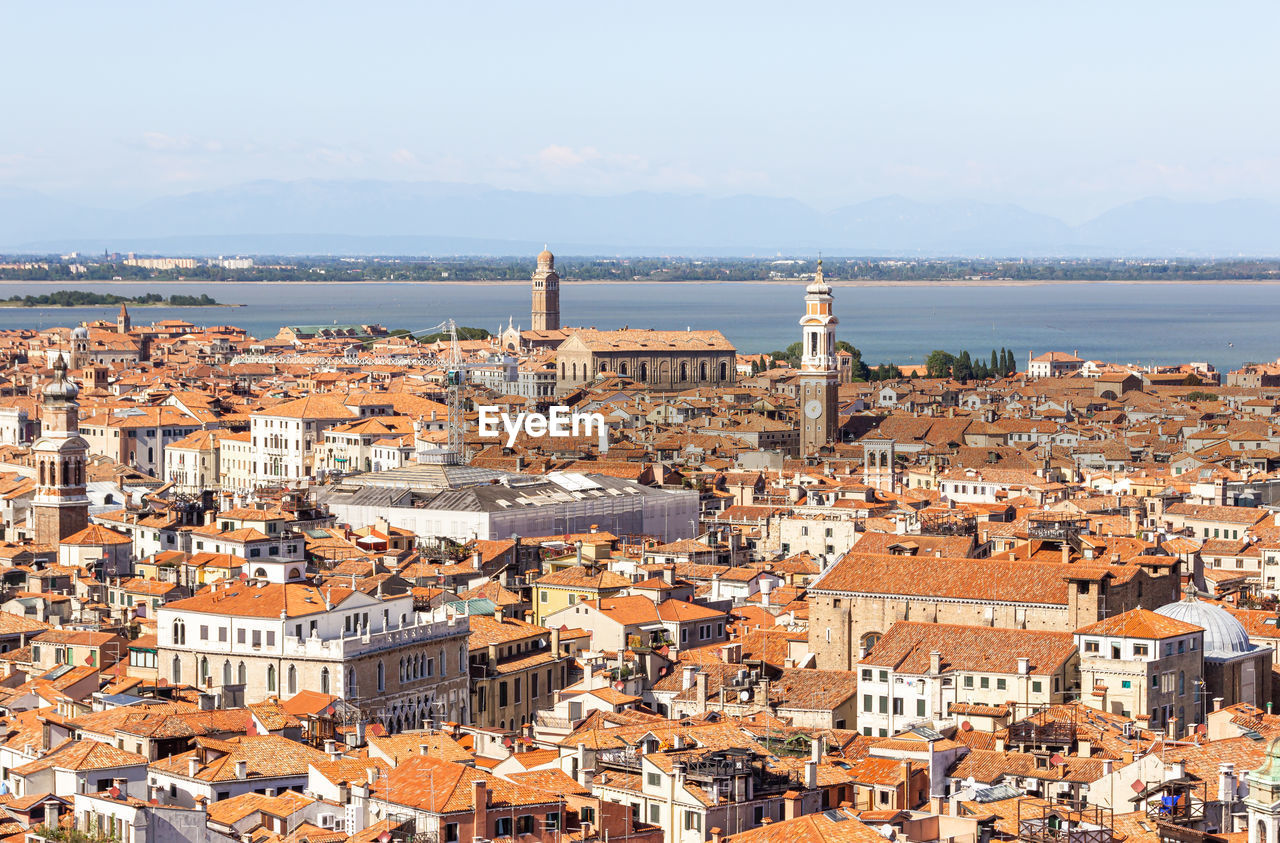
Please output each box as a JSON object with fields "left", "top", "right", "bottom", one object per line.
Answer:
{"left": 157, "top": 582, "right": 471, "bottom": 729}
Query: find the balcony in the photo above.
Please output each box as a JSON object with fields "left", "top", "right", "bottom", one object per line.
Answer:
{"left": 281, "top": 613, "right": 468, "bottom": 660}
{"left": 598, "top": 747, "right": 643, "bottom": 771}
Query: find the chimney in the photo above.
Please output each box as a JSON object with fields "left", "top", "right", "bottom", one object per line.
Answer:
{"left": 1220, "top": 763, "right": 1237, "bottom": 804}
{"left": 488, "top": 643, "right": 499, "bottom": 666}
{"left": 43, "top": 804, "right": 58, "bottom": 830}
{"left": 784, "top": 790, "right": 803, "bottom": 820}
{"left": 662, "top": 565, "right": 674, "bottom": 586}
{"left": 575, "top": 541, "right": 584, "bottom": 566}
{"left": 472, "top": 551, "right": 483, "bottom": 570}
{"left": 696, "top": 671, "right": 708, "bottom": 710}
{"left": 805, "top": 760, "right": 818, "bottom": 790}
{"left": 1061, "top": 544, "right": 1070, "bottom": 564}
{"left": 188, "top": 756, "right": 200, "bottom": 777}
{"left": 711, "top": 828, "right": 723, "bottom": 843}
{"left": 1213, "top": 697, "right": 1224, "bottom": 712}
{"left": 682, "top": 665, "right": 697, "bottom": 690}
{"left": 929, "top": 651, "right": 942, "bottom": 675}
{"left": 551, "top": 626, "right": 561, "bottom": 655}
{"left": 1017, "top": 657, "right": 1030, "bottom": 675}
{"left": 472, "top": 780, "right": 488, "bottom": 838}
{"left": 235, "top": 759, "right": 247, "bottom": 780}
{"left": 1102, "top": 759, "right": 1113, "bottom": 776}
{"left": 494, "top": 605, "right": 505, "bottom": 623}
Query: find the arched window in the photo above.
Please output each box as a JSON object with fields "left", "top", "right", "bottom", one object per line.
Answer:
{"left": 810, "top": 333, "right": 818, "bottom": 356}
{"left": 62, "top": 462, "right": 70, "bottom": 486}
{"left": 287, "top": 664, "right": 297, "bottom": 695}
{"left": 680, "top": 362, "right": 688, "bottom": 382}
{"left": 720, "top": 362, "right": 728, "bottom": 380}
{"left": 267, "top": 665, "right": 276, "bottom": 693}
{"left": 377, "top": 662, "right": 385, "bottom": 692}
{"left": 860, "top": 632, "right": 882, "bottom": 653}
{"left": 237, "top": 662, "right": 247, "bottom": 685}
{"left": 172, "top": 620, "right": 186, "bottom": 645}
{"left": 639, "top": 362, "right": 648, "bottom": 381}
{"left": 572, "top": 363, "right": 578, "bottom": 380}
{"left": 38, "top": 462, "right": 45, "bottom": 486}
{"left": 75, "top": 461, "right": 82, "bottom": 486}
{"left": 560, "top": 362, "right": 565, "bottom": 378}
{"left": 172, "top": 656, "right": 182, "bottom": 682}
{"left": 199, "top": 657, "right": 209, "bottom": 682}
{"left": 320, "top": 667, "right": 331, "bottom": 695}
{"left": 222, "top": 660, "right": 232, "bottom": 685}
{"left": 619, "top": 362, "right": 628, "bottom": 377}
{"left": 348, "top": 667, "right": 357, "bottom": 697}
{"left": 699, "top": 362, "right": 708, "bottom": 380}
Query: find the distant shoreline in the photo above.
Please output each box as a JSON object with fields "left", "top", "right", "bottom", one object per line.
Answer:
{"left": 0, "top": 301, "right": 242, "bottom": 308}
{"left": 2, "top": 278, "right": 1280, "bottom": 289}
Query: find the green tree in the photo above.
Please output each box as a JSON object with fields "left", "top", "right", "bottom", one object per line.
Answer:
{"left": 953, "top": 350, "right": 973, "bottom": 383}
{"left": 925, "top": 350, "right": 955, "bottom": 379}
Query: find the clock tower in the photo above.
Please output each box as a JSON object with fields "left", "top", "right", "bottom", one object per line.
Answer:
{"left": 799, "top": 259, "right": 839, "bottom": 455}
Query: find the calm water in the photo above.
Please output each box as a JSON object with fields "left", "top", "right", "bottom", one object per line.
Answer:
{"left": 0, "top": 281, "right": 1276, "bottom": 372}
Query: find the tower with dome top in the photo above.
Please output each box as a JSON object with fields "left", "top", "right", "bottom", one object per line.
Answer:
{"left": 531, "top": 246, "right": 560, "bottom": 332}
{"left": 31, "top": 354, "right": 89, "bottom": 544}
{"left": 799, "top": 258, "right": 839, "bottom": 455}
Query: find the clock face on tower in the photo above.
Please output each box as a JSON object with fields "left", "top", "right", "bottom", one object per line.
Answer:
{"left": 804, "top": 399, "right": 823, "bottom": 420}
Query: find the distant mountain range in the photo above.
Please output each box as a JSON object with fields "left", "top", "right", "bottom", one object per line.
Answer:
{"left": 2, "top": 180, "right": 1278, "bottom": 257}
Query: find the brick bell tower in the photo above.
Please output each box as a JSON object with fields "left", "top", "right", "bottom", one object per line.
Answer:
{"left": 799, "top": 258, "right": 839, "bottom": 455}
{"left": 31, "top": 354, "right": 90, "bottom": 544}
{"left": 531, "top": 246, "right": 560, "bottom": 332}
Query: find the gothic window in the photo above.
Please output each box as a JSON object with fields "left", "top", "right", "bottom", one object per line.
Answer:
{"left": 199, "top": 656, "right": 209, "bottom": 682}
{"left": 321, "top": 667, "right": 331, "bottom": 695}
{"left": 237, "top": 662, "right": 247, "bottom": 685}
{"left": 267, "top": 665, "right": 276, "bottom": 692}
{"left": 222, "top": 660, "right": 232, "bottom": 685}
{"left": 810, "top": 333, "right": 818, "bottom": 356}
{"left": 287, "top": 665, "right": 297, "bottom": 695}
{"left": 172, "top": 620, "right": 186, "bottom": 645}
{"left": 172, "top": 656, "right": 182, "bottom": 682}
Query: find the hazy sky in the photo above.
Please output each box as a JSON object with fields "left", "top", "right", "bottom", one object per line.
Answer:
{"left": 2, "top": 1, "right": 1277, "bottom": 221}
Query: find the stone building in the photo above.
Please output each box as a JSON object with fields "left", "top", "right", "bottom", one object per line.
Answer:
{"left": 157, "top": 581, "right": 470, "bottom": 731}
{"left": 554, "top": 328, "right": 736, "bottom": 393}
{"left": 807, "top": 551, "right": 1181, "bottom": 671}
{"left": 1073, "top": 607, "right": 1204, "bottom": 729}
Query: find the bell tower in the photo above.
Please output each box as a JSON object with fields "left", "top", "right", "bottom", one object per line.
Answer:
{"left": 799, "top": 259, "right": 839, "bottom": 455}
{"left": 531, "top": 247, "right": 560, "bottom": 332}
{"left": 31, "top": 355, "right": 89, "bottom": 544}
{"left": 117, "top": 302, "right": 131, "bottom": 334}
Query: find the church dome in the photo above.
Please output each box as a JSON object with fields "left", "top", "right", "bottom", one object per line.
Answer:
{"left": 42, "top": 355, "right": 79, "bottom": 401}
{"left": 1155, "top": 596, "right": 1253, "bottom": 658}
{"left": 536, "top": 247, "right": 554, "bottom": 267}
{"left": 70, "top": 324, "right": 89, "bottom": 340}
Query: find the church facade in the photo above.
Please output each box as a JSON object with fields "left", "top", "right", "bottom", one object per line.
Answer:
{"left": 555, "top": 328, "right": 736, "bottom": 393}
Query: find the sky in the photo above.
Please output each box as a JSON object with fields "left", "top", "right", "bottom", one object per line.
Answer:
{"left": 2, "top": 1, "right": 1278, "bottom": 223}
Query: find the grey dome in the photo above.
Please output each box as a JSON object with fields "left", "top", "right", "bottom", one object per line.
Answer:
{"left": 1155, "top": 597, "right": 1253, "bottom": 658}
{"left": 70, "top": 325, "right": 89, "bottom": 339}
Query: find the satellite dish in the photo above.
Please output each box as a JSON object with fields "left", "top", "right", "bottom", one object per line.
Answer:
{"left": 658, "top": 666, "right": 668, "bottom": 676}
{"left": 739, "top": 690, "right": 751, "bottom": 702}
{"left": 960, "top": 721, "right": 972, "bottom": 731}
{"left": 502, "top": 736, "right": 514, "bottom": 748}
{"left": 614, "top": 681, "right": 625, "bottom": 691}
